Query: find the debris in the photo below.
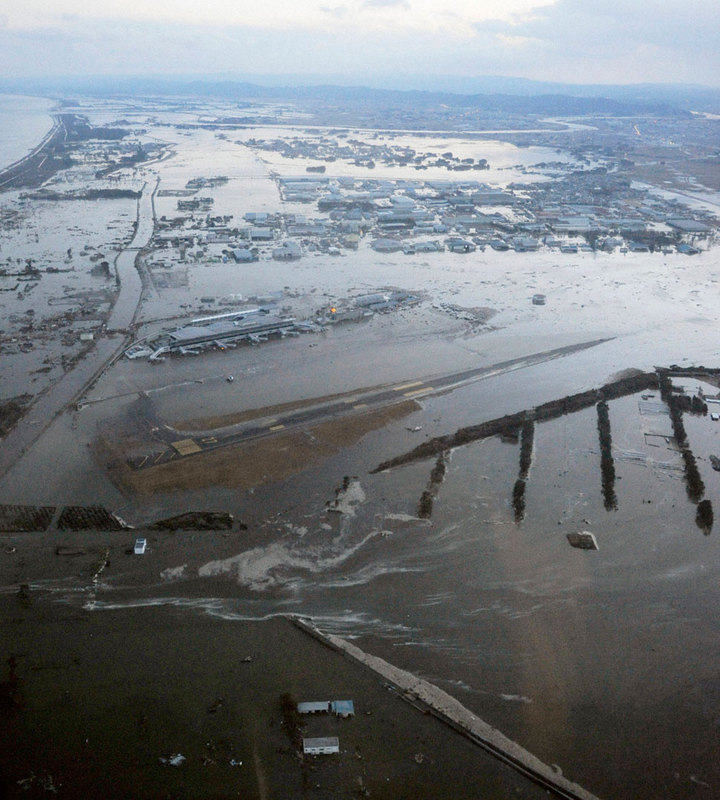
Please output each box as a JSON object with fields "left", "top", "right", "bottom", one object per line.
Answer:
{"left": 159, "top": 753, "right": 186, "bottom": 767}
{"left": 566, "top": 531, "right": 599, "bottom": 550}
{"left": 229, "top": 759, "right": 243, "bottom": 767}
{"left": 690, "top": 775, "right": 710, "bottom": 788}
{"left": 207, "top": 698, "right": 224, "bottom": 713}
{"left": 148, "top": 511, "right": 234, "bottom": 531}
{"left": 55, "top": 546, "right": 87, "bottom": 556}
{"left": 16, "top": 771, "right": 57, "bottom": 793}
{"left": 327, "top": 477, "right": 365, "bottom": 515}
{"left": 226, "top": 375, "right": 234, "bottom": 382}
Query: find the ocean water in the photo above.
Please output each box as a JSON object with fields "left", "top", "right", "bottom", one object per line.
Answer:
{"left": 0, "top": 93, "right": 55, "bottom": 170}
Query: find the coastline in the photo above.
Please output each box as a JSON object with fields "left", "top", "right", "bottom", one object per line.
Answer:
{"left": 0, "top": 113, "right": 65, "bottom": 191}
{"left": 0, "top": 94, "right": 57, "bottom": 175}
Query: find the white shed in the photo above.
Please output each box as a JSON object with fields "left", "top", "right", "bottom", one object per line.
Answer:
{"left": 303, "top": 737, "right": 339, "bottom": 755}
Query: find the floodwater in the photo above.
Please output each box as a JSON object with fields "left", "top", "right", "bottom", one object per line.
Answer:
{"left": 2, "top": 97, "right": 720, "bottom": 799}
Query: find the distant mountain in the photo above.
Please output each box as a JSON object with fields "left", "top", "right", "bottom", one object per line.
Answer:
{"left": 0, "top": 73, "right": 713, "bottom": 116}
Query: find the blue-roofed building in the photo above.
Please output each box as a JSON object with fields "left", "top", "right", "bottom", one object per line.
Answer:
{"left": 331, "top": 700, "right": 355, "bottom": 718}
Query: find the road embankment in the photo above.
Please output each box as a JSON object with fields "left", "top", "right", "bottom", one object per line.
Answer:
{"left": 292, "top": 616, "right": 603, "bottom": 800}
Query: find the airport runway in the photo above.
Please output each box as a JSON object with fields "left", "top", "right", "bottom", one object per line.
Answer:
{"left": 127, "top": 337, "right": 611, "bottom": 470}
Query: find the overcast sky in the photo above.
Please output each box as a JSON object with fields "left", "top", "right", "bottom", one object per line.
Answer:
{"left": 0, "top": 0, "right": 718, "bottom": 87}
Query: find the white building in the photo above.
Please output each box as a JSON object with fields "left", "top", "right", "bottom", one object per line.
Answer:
{"left": 303, "top": 737, "right": 339, "bottom": 755}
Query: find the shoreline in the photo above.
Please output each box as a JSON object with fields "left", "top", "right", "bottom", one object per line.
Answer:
{"left": 0, "top": 94, "right": 56, "bottom": 173}
{"left": 0, "top": 112, "right": 64, "bottom": 191}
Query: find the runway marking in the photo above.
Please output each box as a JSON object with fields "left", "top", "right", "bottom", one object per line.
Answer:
{"left": 269, "top": 424, "right": 285, "bottom": 431}
{"left": 153, "top": 451, "right": 167, "bottom": 464}
{"left": 201, "top": 436, "right": 218, "bottom": 444}
{"left": 343, "top": 397, "right": 359, "bottom": 404}
{"left": 137, "top": 455, "right": 148, "bottom": 469}
{"left": 353, "top": 403, "right": 368, "bottom": 410}
{"left": 404, "top": 386, "right": 434, "bottom": 397}
{"left": 392, "top": 380, "right": 423, "bottom": 392}
{"left": 171, "top": 438, "right": 203, "bottom": 455}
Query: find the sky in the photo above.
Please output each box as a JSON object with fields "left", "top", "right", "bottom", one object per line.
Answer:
{"left": 0, "top": 0, "right": 718, "bottom": 88}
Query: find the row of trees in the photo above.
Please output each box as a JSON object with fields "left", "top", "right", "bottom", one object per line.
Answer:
{"left": 659, "top": 372, "right": 714, "bottom": 530}
{"left": 659, "top": 374, "right": 706, "bottom": 502}
{"left": 512, "top": 419, "right": 535, "bottom": 522}
{"left": 418, "top": 451, "right": 449, "bottom": 519}
{"left": 596, "top": 401, "right": 618, "bottom": 511}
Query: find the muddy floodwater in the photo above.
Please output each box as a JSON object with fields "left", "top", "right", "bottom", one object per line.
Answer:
{"left": 2, "top": 96, "right": 720, "bottom": 799}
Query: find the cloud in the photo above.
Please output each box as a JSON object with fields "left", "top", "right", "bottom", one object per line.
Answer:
{"left": 319, "top": 5, "right": 350, "bottom": 19}
{"left": 483, "top": 0, "right": 720, "bottom": 77}
{"left": 0, "top": 0, "right": 716, "bottom": 86}
{"left": 362, "top": 0, "right": 409, "bottom": 8}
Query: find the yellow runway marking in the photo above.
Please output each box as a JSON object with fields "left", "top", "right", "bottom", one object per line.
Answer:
{"left": 353, "top": 403, "right": 368, "bottom": 410}
{"left": 269, "top": 424, "right": 285, "bottom": 431}
{"left": 404, "top": 386, "right": 434, "bottom": 397}
{"left": 392, "top": 380, "right": 423, "bottom": 392}
{"left": 153, "top": 451, "right": 167, "bottom": 464}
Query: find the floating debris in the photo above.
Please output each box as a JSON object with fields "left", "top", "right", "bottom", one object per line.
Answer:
{"left": 55, "top": 546, "right": 87, "bottom": 556}
{"left": 566, "top": 531, "right": 599, "bottom": 550}
{"left": 159, "top": 753, "right": 186, "bottom": 767}
{"left": 327, "top": 477, "right": 365, "bottom": 516}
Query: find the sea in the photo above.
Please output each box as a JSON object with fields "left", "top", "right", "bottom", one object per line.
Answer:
{"left": 0, "top": 94, "right": 55, "bottom": 170}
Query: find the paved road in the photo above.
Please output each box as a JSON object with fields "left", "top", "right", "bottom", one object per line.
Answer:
{"left": 128, "top": 338, "right": 611, "bottom": 470}
{"left": 0, "top": 180, "right": 157, "bottom": 482}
